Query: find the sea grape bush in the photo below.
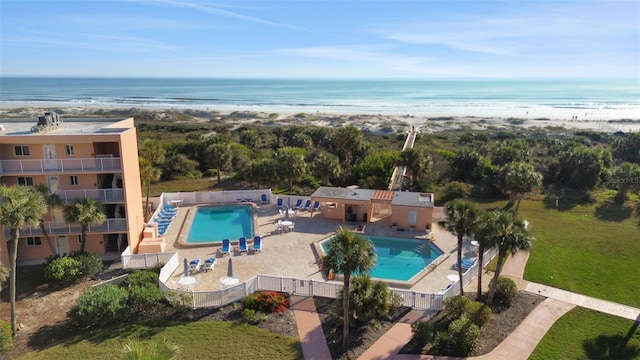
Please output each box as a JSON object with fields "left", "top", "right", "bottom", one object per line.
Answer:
{"left": 242, "top": 291, "right": 289, "bottom": 313}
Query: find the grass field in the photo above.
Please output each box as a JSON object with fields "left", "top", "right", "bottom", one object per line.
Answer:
{"left": 481, "top": 198, "right": 640, "bottom": 308}
{"left": 17, "top": 321, "right": 303, "bottom": 360}
{"left": 529, "top": 307, "right": 640, "bottom": 360}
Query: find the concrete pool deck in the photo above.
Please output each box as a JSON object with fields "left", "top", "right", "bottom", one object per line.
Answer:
{"left": 160, "top": 203, "right": 476, "bottom": 294}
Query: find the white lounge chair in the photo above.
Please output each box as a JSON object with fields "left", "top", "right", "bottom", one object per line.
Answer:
{"left": 189, "top": 259, "right": 202, "bottom": 273}
{"left": 202, "top": 257, "right": 217, "bottom": 272}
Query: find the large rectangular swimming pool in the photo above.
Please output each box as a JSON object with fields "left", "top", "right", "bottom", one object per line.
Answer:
{"left": 186, "top": 204, "right": 254, "bottom": 244}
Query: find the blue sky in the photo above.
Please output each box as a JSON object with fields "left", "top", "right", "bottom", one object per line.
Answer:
{"left": 1, "top": 0, "right": 638, "bottom": 78}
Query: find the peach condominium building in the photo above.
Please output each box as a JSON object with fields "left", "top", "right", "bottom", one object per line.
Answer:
{"left": 0, "top": 113, "right": 145, "bottom": 265}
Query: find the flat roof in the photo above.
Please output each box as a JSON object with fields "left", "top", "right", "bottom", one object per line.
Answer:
{"left": 311, "top": 186, "right": 434, "bottom": 207}
{"left": 311, "top": 186, "right": 375, "bottom": 202}
{"left": 392, "top": 191, "right": 434, "bottom": 207}
{"left": 0, "top": 118, "right": 129, "bottom": 136}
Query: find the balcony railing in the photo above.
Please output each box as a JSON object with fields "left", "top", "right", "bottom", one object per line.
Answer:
{"left": 59, "top": 189, "right": 124, "bottom": 204}
{"left": 15, "top": 218, "right": 127, "bottom": 237}
{"left": 0, "top": 157, "right": 121, "bottom": 175}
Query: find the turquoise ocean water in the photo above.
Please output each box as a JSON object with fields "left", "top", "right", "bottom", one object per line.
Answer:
{"left": 1, "top": 77, "right": 638, "bottom": 119}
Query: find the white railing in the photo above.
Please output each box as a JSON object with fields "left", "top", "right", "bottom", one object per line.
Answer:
{"left": 17, "top": 218, "right": 127, "bottom": 237}
{"left": 122, "top": 246, "right": 177, "bottom": 270}
{"left": 0, "top": 157, "right": 121, "bottom": 175}
{"left": 441, "top": 246, "right": 500, "bottom": 301}
{"left": 160, "top": 189, "right": 274, "bottom": 207}
{"left": 58, "top": 189, "right": 124, "bottom": 204}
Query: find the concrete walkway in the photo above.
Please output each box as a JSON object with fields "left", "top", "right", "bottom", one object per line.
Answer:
{"left": 291, "top": 296, "right": 332, "bottom": 360}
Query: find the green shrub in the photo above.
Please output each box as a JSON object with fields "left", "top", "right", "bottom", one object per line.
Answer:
{"left": 0, "top": 320, "right": 11, "bottom": 351}
{"left": 411, "top": 320, "right": 436, "bottom": 348}
{"left": 439, "top": 181, "right": 470, "bottom": 203}
{"left": 242, "top": 291, "right": 289, "bottom": 314}
{"left": 464, "top": 301, "right": 492, "bottom": 327}
{"left": 44, "top": 256, "right": 82, "bottom": 285}
{"left": 241, "top": 309, "right": 267, "bottom": 325}
{"left": 68, "top": 284, "right": 129, "bottom": 327}
{"left": 122, "top": 337, "right": 179, "bottom": 360}
{"left": 71, "top": 252, "right": 103, "bottom": 279}
{"left": 125, "top": 270, "right": 159, "bottom": 289}
{"left": 128, "top": 284, "right": 164, "bottom": 310}
{"left": 444, "top": 295, "right": 470, "bottom": 318}
{"left": 338, "top": 275, "right": 393, "bottom": 325}
{"left": 493, "top": 276, "right": 518, "bottom": 305}
{"left": 446, "top": 318, "right": 480, "bottom": 356}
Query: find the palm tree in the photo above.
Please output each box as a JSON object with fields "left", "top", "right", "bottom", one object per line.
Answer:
{"left": 485, "top": 211, "right": 534, "bottom": 307}
{"left": 473, "top": 210, "right": 499, "bottom": 300}
{"left": 612, "top": 162, "right": 640, "bottom": 203}
{"left": 322, "top": 227, "right": 376, "bottom": 351}
{"left": 0, "top": 185, "right": 47, "bottom": 337}
{"left": 332, "top": 125, "right": 363, "bottom": 178}
{"left": 312, "top": 152, "right": 342, "bottom": 186}
{"left": 439, "top": 199, "right": 483, "bottom": 296}
{"left": 139, "top": 140, "right": 165, "bottom": 221}
{"left": 139, "top": 158, "right": 161, "bottom": 221}
{"left": 498, "top": 161, "right": 542, "bottom": 214}
{"left": 63, "top": 198, "right": 107, "bottom": 253}
{"left": 34, "top": 184, "right": 62, "bottom": 255}
{"left": 206, "top": 143, "right": 233, "bottom": 184}
{"left": 398, "top": 148, "right": 430, "bottom": 189}
{"left": 274, "top": 147, "right": 307, "bottom": 190}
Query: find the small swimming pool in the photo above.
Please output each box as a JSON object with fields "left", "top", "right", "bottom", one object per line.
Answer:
{"left": 320, "top": 235, "right": 443, "bottom": 282}
{"left": 185, "top": 204, "right": 254, "bottom": 244}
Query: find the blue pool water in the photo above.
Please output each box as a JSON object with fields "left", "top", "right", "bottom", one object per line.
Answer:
{"left": 320, "top": 235, "right": 443, "bottom": 282}
{"left": 186, "top": 205, "right": 253, "bottom": 244}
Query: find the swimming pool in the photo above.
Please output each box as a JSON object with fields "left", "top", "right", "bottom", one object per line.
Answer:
{"left": 184, "top": 204, "right": 255, "bottom": 244}
{"left": 319, "top": 235, "right": 443, "bottom": 283}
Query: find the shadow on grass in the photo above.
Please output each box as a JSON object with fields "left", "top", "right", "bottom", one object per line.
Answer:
{"left": 594, "top": 201, "right": 634, "bottom": 222}
{"left": 543, "top": 189, "right": 594, "bottom": 211}
{"left": 583, "top": 329, "right": 640, "bottom": 360}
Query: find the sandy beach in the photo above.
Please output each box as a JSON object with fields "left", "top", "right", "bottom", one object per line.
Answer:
{"left": 1, "top": 102, "right": 639, "bottom": 134}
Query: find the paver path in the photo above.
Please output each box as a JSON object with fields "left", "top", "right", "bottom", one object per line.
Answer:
{"left": 291, "top": 297, "right": 332, "bottom": 360}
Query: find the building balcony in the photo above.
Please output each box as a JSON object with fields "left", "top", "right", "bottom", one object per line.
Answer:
{"left": 0, "top": 157, "right": 122, "bottom": 175}
{"left": 13, "top": 218, "right": 127, "bottom": 237}
{"left": 59, "top": 189, "right": 124, "bottom": 204}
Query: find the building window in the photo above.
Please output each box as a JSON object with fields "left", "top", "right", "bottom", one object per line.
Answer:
{"left": 77, "top": 235, "right": 82, "bottom": 244}
{"left": 70, "top": 175, "right": 79, "bottom": 186}
{"left": 14, "top": 145, "right": 30, "bottom": 156}
{"left": 65, "top": 144, "right": 74, "bottom": 156}
{"left": 26, "top": 237, "right": 42, "bottom": 246}
{"left": 17, "top": 177, "right": 34, "bottom": 186}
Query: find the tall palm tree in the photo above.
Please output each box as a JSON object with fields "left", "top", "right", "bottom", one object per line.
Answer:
{"left": 473, "top": 210, "right": 499, "bottom": 300}
{"left": 312, "top": 152, "right": 342, "bottom": 186}
{"left": 485, "top": 211, "right": 534, "bottom": 307}
{"left": 332, "top": 125, "right": 363, "bottom": 178}
{"left": 398, "top": 148, "right": 430, "bottom": 189}
{"left": 0, "top": 185, "right": 47, "bottom": 337}
{"left": 612, "top": 162, "right": 640, "bottom": 203}
{"left": 206, "top": 143, "right": 233, "bottom": 184}
{"left": 439, "top": 199, "right": 483, "bottom": 296}
{"left": 139, "top": 158, "right": 161, "bottom": 221}
{"left": 139, "top": 139, "right": 165, "bottom": 220}
{"left": 63, "top": 198, "right": 107, "bottom": 253}
{"left": 34, "top": 184, "right": 63, "bottom": 255}
{"left": 322, "top": 227, "right": 376, "bottom": 351}
{"left": 498, "top": 161, "right": 542, "bottom": 214}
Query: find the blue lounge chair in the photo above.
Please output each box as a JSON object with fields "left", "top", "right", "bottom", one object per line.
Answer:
{"left": 276, "top": 198, "right": 283, "bottom": 208}
{"left": 311, "top": 201, "right": 320, "bottom": 212}
{"left": 203, "top": 257, "right": 217, "bottom": 272}
{"left": 454, "top": 258, "right": 477, "bottom": 270}
{"left": 292, "top": 199, "right": 303, "bottom": 209}
{"left": 252, "top": 236, "right": 262, "bottom": 252}
{"left": 221, "top": 239, "right": 231, "bottom": 256}
{"left": 302, "top": 200, "right": 312, "bottom": 211}
{"left": 261, "top": 194, "right": 269, "bottom": 204}
{"left": 189, "top": 259, "right": 201, "bottom": 273}
{"left": 238, "top": 237, "right": 248, "bottom": 253}
{"left": 162, "top": 204, "right": 178, "bottom": 213}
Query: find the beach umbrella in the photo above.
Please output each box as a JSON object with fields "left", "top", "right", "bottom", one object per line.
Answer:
{"left": 286, "top": 197, "right": 291, "bottom": 220}
{"left": 183, "top": 258, "right": 188, "bottom": 277}
{"left": 227, "top": 257, "right": 234, "bottom": 278}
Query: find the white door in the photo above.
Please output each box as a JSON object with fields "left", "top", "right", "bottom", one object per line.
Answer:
{"left": 56, "top": 236, "right": 69, "bottom": 256}
{"left": 43, "top": 145, "right": 58, "bottom": 169}
{"left": 408, "top": 210, "right": 417, "bottom": 226}
{"left": 47, "top": 176, "right": 60, "bottom": 194}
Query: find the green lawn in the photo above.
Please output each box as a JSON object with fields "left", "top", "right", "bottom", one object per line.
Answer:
{"left": 18, "top": 321, "right": 303, "bottom": 360}
{"left": 481, "top": 199, "right": 640, "bottom": 308}
{"left": 529, "top": 307, "right": 640, "bottom": 360}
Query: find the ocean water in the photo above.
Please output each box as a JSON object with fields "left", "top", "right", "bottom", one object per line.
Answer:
{"left": 1, "top": 77, "right": 638, "bottom": 119}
